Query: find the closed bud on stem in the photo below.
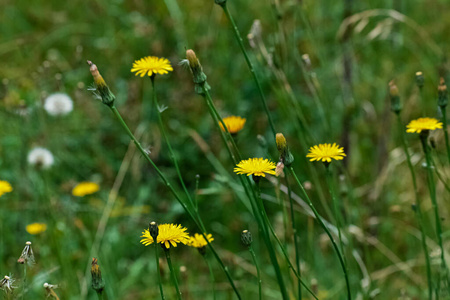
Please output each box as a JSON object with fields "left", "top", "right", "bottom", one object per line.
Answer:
{"left": 185, "top": 50, "right": 211, "bottom": 94}
{"left": 389, "top": 80, "right": 402, "bottom": 114}
{"left": 214, "top": 0, "right": 227, "bottom": 7}
{"left": 415, "top": 71, "right": 424, "bottom": 89}
{"left": 241, "top": 230, "right": 253, "bottom": 246}
{"left": 438, "top": 77, "right": 448, "bottom": 108}
{"left": 91, "top": 258, "right": 105, "bottom": 294}
{"left": 87, "top": 60, "right": 115, "bottom": 107}
{"left": 149, "top": 221, "right": 159, "bottom": 240}
{"left": 275, "top": 133, "right": 294, "bottom": 167}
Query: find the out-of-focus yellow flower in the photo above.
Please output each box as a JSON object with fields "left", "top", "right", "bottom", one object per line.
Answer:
{"left": 72, "top": 182, "right": 100, "bottom": 197}
{"left": 26, "top": 223, "right": 47, "bottom": 235}
{"left": 406, "top": 117, "right": 443, "bottom": 133}
{"left": 131, "top": 56, "right": 173, "bottom": 77}
{"left": 306, "top": 143, "right": 346, "bottom": 163}
{"left": 234, "top": 158, "right": 276, "bottom": 177}
{"left": 188, "top": 233, "right": 214, "bottom": 248}
{"left": 0, "top": 180, "right": 13, "bottom": 197}
{"left": 220, "top": 116, "right": 246, "bottom": 134}
{"left": 140, "top": 223, "right": 189, "bottom": 249}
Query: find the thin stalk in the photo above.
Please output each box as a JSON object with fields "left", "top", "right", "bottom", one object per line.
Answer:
{"left": 151, "top": 77, "right": 194, "bottom": 208}
{"left": 96, "top": 292, "right": 103, "bottom": 300}
{"left": 22, "top": 264, "right": 27, "bottom": 300}
{"left": 108, "top": 105, "right": 242, "bottom": 299}
{"left": 155, "top": 243, "right": 165, "bottom": 299}
{"left": 219, "top": 3, "right": 276, "bottom": 136}
{"left": 286, "top": 168, "right": 302, "bottom": 300}
{"left": 248, "top": 245, "right": 262, "bottom": 300}
{"left": 420, "top": 133, "right": 449, "bottom": 290}
{"left": 289, "top": 167, "right": 351, "bottom": 300}
{"left": 194, "top": 175, "right": 200, "bottom": 212}
{"left": 164, "top": 248, "right": 182, "bottom": 300}
{"left": 396, "top": 113, "right": 432, "bottom": 299}
{"left": 439, "top": 106, "right": 450, "bottom": 164}
{"left": 204, "top": 255, "right": 216, "bottom": 300}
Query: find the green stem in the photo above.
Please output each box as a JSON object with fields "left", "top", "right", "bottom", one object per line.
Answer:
{"left": 204, "top": 255, "right": 216, "bottom": 300}
{"left": 220, "top": 3, "right": 276, "bottom": 136}
{"left": 151, "top": 77, "right": 195, "bottom": 208}
{"left": 396, "top": 113, "right": 432, "bottom": 299}
{"left": 420, "top": 133, "right": 449, "bottom": 291}
{"left": 96, "top": 292, "right": 103, "bottom": 300}
{"left": 248, "top": 245, "right": 262, "bottom": 300}
{"left": 155, "top": 243, "right": 165, "bottom": 300}
{"left": 164, "top": 248, "right": 182, "bottom": 300}
{"left": 108, "top": 105, "right": 242, "bottom": 299}
{"left": 22, "top": 264, "right": 27, "bottom": 300}
{"left": 286, "top": 168, "right": 302, "bottom": 300}
{"left": 439, "top": 105, "right": 450, "bottom": 164}
{"left": 289, "top": 167, "right": 351, "bottom": 300}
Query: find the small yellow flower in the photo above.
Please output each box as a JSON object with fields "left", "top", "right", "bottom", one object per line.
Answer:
{"left": 220, "top": 116, "right": 246, "bottom": 134}
{"left": 0, "top": 180, "right": 13, "bottom": 197}
{"left": 234, "top": 158, "right": 276, "bottom": 177}
{"left": 140, "top": 223, "right": 190, "bottom": 249}
{"left": 72, "top": 182, "right": 100, "bottom": 197}
{"left": 406, "top": 117, "right": 443, "bottom": 133}
{"left": 131, "top": 56, "right": 173, "bottom": 77}
{"left": 306, "top": 143, "right": 346, "bottom": 163}
{"left": 26, "top": 223, "right": 47, "bottom": 235}
{"left": 188, "top": 233, "right": 214, "bottom": 248}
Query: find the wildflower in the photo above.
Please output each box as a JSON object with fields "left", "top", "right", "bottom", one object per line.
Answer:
{"left": 17, "top": 241, "right": 35, "bottom": 265}
{"left": 0, "top": 275, "right": 15, "bottom": 294}
{"left": 406, "top": 117, "right": 443, "bottom": 134}
{"left": 26, "top": 223, "right": 47, "bottom": 235}
{"left": 27, "top": 147, "right": 54, "bottom": 169}
{"left": 87, "top": 60, "right": 115, "bottom": 107}
{"left": 131, "top": 56, "right": 173, "bottom": 77}
{"left": 91, "top": 258, "right": 105, "bottom": 294}
{"left": 234, "top": 158, "right": 276, "bottom": 177}
{"left": 241, "top": 230, "right": 253, "bottom": 246}
{"left": 415, "top": 71, "right": 424, "bottom": 89}
{"left": 220, "top": 116, "right": 246, "bottom": 134}
{"left": 72, "top": 182, "right": 100, "bottom": 197}
{"left": 188, "top": 233, "right": 213, "bottom": 249}
{"left": 306, "top": 143, "right": 346, "bottom": 163}
{"left": 0, "top": 181, "right": 13, "bottom": 197}
{"left": 438, "top": 77, "right": 448, "bottom": 108}
{"left": 140, "top": 223, "right": 190, "bottom": 249}
{"left": 43, "top": 93, "right": 73, "bottom": 116}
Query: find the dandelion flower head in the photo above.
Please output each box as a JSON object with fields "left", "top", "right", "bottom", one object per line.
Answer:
{"left": 0, "top": 181, "right": 13, "bottom": 197}
{"left": 234, "top": 158, "right": 276, "bottom": 177}
{"left": 27, "top": 147, "right": 54, "bottom": 169}
{"left": 44, "top": 93, "right": 73, "bottom": 116}
{"left": 188, "top": 233, "right": 214, "bottom": 248}
{"left": 72, "top": 182, "right": 100, "bottom": 197}
{"left": 131, "top": 56, "right": 173, "bottom": 77}
{"left": 220, "top": 116, "right": 246, "bottom": 134}
{"left": 140, "top": 223, "right": 189, "bottom": 249}
{"left": 26, "top": 223, "right": 47, "bottom": 235}
{"left": 406, "top": 117, "right": 443, "bottom": 133}
{"left": 306, "top": 143, "right": 346, "bottom": 163}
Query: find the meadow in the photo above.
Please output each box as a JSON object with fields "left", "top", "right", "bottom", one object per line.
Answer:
{"left": 1, "top": 0, "right": 450, "bottom": 299}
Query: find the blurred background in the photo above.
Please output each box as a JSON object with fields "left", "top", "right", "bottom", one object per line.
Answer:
{"left": 1, "top": 0, "right": 450, "bottom": 298}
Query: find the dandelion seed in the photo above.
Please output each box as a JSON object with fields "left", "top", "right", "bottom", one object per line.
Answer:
{"left": 140, "top": 223, "right": 189, "bottom": 249}
{"left": 234, "top": 158, "right": 276, "bottom": 177}
{"left": 406, "top": 117, "right": 443, "bottom": 134}
{"left": 306, "top": 143, "right": 346, "bottom": 163}
{"left": 44, "top": 93, "right": 73, "bottom": 116}
{"left": 220, "top": 116, "right": 246, "bottom": 134}
{"left": 27, "top": 147, "right": 54, "bottom": 169}
{"left": 0, "top": 275, "right": 15, "bottom": 294}
{"left": 0, "top": 180, "right": 13, "bottom": 197}
{"left": 72, "top": 182, "right": 100, "bottom": 197}
{"left": 17, "top": 241, "right": 35, "bottom": 265}
{"left": 26, "top": 223, "right": 47, "bottom": 235}
{"left": 131, "top": 56, "right": 173, "bottom": 77}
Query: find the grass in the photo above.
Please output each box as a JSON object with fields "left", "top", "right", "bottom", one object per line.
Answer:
{"left": 1, "top": 0, "right": 450, "bottom": 299}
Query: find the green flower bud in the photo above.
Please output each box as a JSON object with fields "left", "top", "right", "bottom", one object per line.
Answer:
{"left": 241, "top": 230, "right": 253, "bottom": 246}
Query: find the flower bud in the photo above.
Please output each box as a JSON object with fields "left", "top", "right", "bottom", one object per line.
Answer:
{"left": 149, "top": 221, "right": 159, "bottom": 241}
{"left": 438, "top": 77, "right": 448, "bottom": 108}
{"left": 275, "top": 133, "right": 294, "bottom": 167}
{"left": 415, "top": 71, "right": 424, "bottom": 89}
{"left": 91, "top": 258, "right": 105, "bottom": 294}
{"left": 185, "top": 50, "right": 211, "bottom": 94}
{"left": 241, "top": 230, "right": 253, "bottom": 246}
{"left": 87, "top": 60, "right": 115, "bottom": 107}
{"left": 389, "top": 80, "right": 401, "bottom": 114}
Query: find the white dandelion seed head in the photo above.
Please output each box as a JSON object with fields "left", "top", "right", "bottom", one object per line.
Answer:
{"left": 27, "top": 147, "right": 54, "bottom": 169}
{"left": 44, "top": 93, "right": 73, "bottom": 116}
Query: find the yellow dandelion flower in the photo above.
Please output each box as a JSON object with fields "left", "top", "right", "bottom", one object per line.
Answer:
{"left": 406, "top": 117, "right": 443, "bottom": 133}
{"left": 234, "top": 158, "right": 276, "bottom": 177}
{"left": 188, "top": 233, "right": 214, "bottom": 248}
{"left": 306, "top": 143, "right": 346, "bottom": 163}
{"left": 0, "top": 180, "right": 13, "bottom": 197}
{"left": 72, "top": 182, "right": 100, "bottom": 197}
{"left": 220, "top": 116, "right": 246, "bottom": 134}
{"left": 26, "top": 223, "right": 47, "bottom": 235}
{"left": 140, "top": 223, "right": 189, "bottom": 249}
{"left": 131, "top": 56, "right": 173, "bottom": 77}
